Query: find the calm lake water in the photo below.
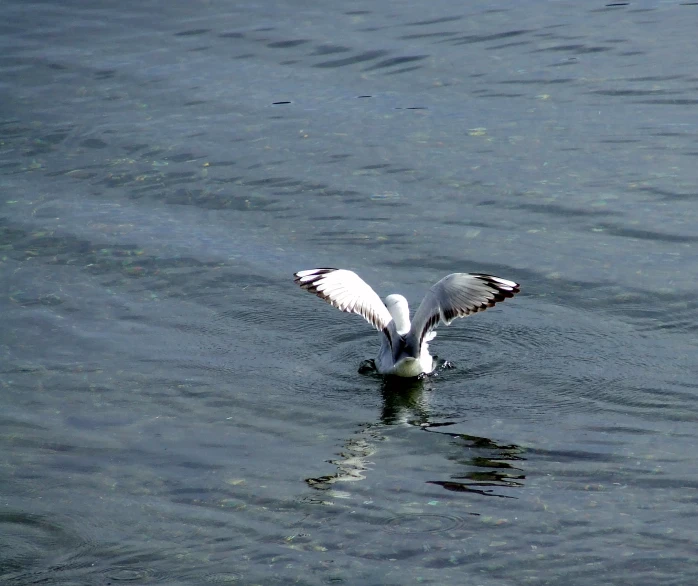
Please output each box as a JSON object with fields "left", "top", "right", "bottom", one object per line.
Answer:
{"left": 2, "top": 1, "right": 698, "bottom": 584}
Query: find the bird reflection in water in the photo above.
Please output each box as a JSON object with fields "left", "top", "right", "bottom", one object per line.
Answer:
{"left": 422, "top": 425, "right": 525, "bottom": 499}
{"left": 305, "top": 376, "right": 525, "bottom": 500}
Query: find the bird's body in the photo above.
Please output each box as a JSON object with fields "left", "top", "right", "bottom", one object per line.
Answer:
{"left": 294, "top": 268, "right": 520, "bottom": 377}
{"left": 375, "top": 293, "right": 437, "bottom": 376}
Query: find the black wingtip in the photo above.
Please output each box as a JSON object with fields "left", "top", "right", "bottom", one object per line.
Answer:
{"left": 293, "top": 267, "right": 338, "bottom": 284}
{"left": 472, "top": 274, "right": 521, "bottom": 299}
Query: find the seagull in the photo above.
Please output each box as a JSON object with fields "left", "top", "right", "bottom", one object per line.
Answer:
{"left": 294, "top": 268, "right": 520, "bottom": 377}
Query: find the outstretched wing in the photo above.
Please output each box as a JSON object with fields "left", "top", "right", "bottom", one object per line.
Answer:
{"left": 408, "top": 273, "right": 520, "bottom": 350}
{"left": 294, "top": 268, "right": 394, "bottom": 334}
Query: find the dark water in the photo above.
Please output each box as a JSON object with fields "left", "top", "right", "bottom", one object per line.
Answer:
{"left": 2, "top": 0, "right": 698, "bottom": 584}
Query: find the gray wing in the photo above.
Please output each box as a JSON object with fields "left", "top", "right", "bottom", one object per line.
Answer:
{"left": 294, "top": 268, "right": 395, "bottom": 334}
{"left": 408, "top": 273, "right": 520, "bottom": 350}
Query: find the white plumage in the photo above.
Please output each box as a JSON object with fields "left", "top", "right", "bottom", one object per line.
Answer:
{"left": 294, "top": 268, "right": 520, "bottom": 377}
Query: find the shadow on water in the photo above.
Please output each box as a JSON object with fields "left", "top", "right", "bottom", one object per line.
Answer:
{"left": 306, "top": 374, "right": 525, "bottom": 500}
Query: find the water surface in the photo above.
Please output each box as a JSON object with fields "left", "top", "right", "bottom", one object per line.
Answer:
{"left": 2, "top": 1, "right": 698, "bottom": 584}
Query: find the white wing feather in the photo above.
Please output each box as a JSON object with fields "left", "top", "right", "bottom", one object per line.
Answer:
{"left": 409, "top": 273, "right": 520, "bottom": 348}
{"left": 294, "top": 268, "right": 393, "bottom": 332}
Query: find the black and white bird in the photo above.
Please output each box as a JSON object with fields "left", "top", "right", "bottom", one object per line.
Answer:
{"left": 294, "top": 268, "right": 520, "bottom": 377}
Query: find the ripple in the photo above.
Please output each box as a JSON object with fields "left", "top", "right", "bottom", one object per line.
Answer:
{"left": 105, "top": 566, "right": 154, "bottom": 581}
{"left": 0, "top": 511, "right": 93, "bottom": 581}
{"left": 382, "top": 513, "right": 465, "bottom": 534}
{"left": 203, "top": 574, "right": 244, "bottom": 583}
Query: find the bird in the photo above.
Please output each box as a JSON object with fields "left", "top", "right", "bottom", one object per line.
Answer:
{"left": 293, "top": 268, "right": 520, "bottom": 377}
